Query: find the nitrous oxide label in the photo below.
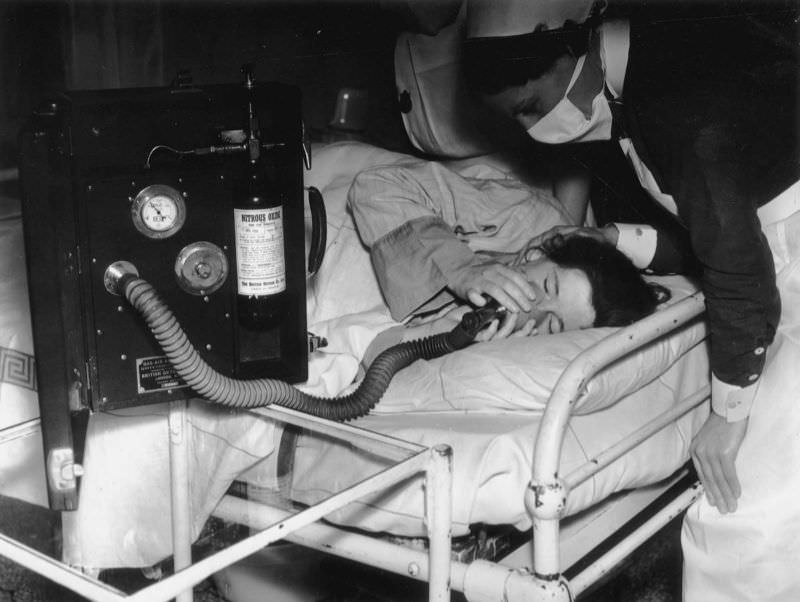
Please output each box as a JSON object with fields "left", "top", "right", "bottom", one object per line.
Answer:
{"left": 234, "top": 207, "right": 286, "bottom": 295}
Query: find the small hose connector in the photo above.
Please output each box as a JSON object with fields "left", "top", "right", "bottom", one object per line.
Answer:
{"left": 103, "top": 261, "right": 140, "bottom": 296}
{"left": 458, "top": 299, "right": 507, "bottom": 338}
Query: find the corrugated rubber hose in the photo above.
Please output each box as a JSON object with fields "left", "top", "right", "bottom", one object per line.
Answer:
{"left": 120, "top": 275, "right": 502, "bottom": 421}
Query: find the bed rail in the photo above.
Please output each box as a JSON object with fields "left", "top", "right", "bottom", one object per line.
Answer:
{"left": 527, "top": 292, "right": 708, "bottom": 597}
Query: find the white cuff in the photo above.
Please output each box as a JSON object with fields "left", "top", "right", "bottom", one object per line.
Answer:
{"left": 711, "top": 374, "right": 759, "bottom": 422}
{"left": 613, "top": 223, "right": 657, "bottom": 269}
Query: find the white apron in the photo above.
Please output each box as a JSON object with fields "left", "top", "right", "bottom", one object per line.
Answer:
{"left": 682, "top": 181, "right": 800, "bottom": 601}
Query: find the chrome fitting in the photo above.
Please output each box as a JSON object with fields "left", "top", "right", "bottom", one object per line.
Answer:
{"left": 103, "top": 261, "right": 139, "bottom": 295}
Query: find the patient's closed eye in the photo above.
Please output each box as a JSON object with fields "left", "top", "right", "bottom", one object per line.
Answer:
{"left": 544, "top": 271, "right": 559, "bottom": 297}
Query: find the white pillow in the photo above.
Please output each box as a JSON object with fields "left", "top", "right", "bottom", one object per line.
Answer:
{"left": 375, "top": 277, "right": 707, "bottom": 416}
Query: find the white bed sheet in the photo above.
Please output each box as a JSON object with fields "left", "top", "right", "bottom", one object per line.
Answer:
{"left": 287, "top": 333, "right": 709, "bottom": 537}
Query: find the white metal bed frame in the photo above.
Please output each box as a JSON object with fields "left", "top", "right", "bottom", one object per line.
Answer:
{"left": 213, "top": 292, "right": 709, "bottom": 602}
{"left": 0, "top": 292, "right": 708, "bottom": 602}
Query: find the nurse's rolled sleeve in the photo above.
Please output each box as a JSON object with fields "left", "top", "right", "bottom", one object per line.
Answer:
{"left": 613, "top": 222, "right": 657, "bottom": 269}
{"left": 711, "top": 374, "right": 759, "bottom": 423}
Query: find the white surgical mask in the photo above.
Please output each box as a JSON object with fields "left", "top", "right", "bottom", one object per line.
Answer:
{"left": 526, "top": 54, "right": 613, "bottom": 144}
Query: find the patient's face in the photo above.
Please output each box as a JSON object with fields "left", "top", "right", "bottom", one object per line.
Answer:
{"left": 517, "top": 256, "right": 595, "bottom": 334}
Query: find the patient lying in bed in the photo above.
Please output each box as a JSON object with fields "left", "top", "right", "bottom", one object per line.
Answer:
{"left": 299, "top": 146, "right": 671, "bottom": 396}
{"left": 347, "top": 159, "right": 668, "bottom": 364}
{"left": 360, "top": 234, "right": 670, "bottom": 367}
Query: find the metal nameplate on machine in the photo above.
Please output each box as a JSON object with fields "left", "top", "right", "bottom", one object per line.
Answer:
{"left": 19, "top": 67, "right": 311, "bottom": 509}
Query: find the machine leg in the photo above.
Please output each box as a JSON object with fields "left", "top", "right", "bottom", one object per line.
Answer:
{"left": 425, "top": 444, "right": 453, "bottom": 602}
{"left": 169, "top": 400, "right": 194, "bottom": 602}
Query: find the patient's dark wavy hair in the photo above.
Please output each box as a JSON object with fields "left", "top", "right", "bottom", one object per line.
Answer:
{"left": 540, "top": 234, "right": 671, "bottom": 327}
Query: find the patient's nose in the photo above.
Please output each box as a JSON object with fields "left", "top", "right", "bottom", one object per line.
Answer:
{"left": 529, "top": 282, "right": 556, "bottom": 310}
{"left": 527, "top": 279, "right": 546, "bottom": 303}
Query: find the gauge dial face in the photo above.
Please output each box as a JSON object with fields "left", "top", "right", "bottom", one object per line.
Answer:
{"left": 141, "top": 196, "right": 178, "bottom": 231}
{"left": 131, "top": 185, "right": 186, "bottom": 239}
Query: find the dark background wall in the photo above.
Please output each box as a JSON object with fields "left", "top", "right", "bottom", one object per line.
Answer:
{"left": 4, "top": 0, "right": 796, "bottom": 172}
{"left": 0, "top": 0, "right": 420, "bottom": 171}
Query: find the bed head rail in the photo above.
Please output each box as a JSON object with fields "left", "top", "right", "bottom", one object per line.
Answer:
{"left": 529, "top": 292, "right": 708, "bottom": 582}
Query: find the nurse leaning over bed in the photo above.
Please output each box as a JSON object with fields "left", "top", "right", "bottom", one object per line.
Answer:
{"left": 450, "top": 0, "right": 800, "bottom": 599}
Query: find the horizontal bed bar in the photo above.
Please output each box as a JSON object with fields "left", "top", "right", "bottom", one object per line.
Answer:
{"left": 252, "top": 405, "right": 427, "bottom": 462}
{"left": 0, "top": 533, "right": 128, "bottom": 602}
{"left": 568, "top": 481, "right": 703, "bottom": 597}
{"left": 213, "top": 495, "right": 546, "bottom": 601}
{"left": 564, "top": 385, "right": 710, "bottom": 490}
{"left": 213, "top": 495, "right": 454, "bottom": 585}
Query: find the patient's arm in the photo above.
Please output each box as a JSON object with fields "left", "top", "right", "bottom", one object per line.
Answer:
{"left": 552, "top": 160, "right": 591, "bottom": 226}
{"left": 348, "top": 161, "right": 544, "bottom": 320}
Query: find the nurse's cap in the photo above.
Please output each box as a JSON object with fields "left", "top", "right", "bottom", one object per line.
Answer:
{"left": 462, "top": 0, "right": 605, "bottom": 94}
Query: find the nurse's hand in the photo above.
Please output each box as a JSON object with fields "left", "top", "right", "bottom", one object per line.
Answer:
{"left": 511, "top": 225, "right": 620, "bottom": 267}
{"left": 690, "top": 412, "right": 748, "bottom": 514}
{"left": 447, "top": 260, "right": 536, "bottom": 315}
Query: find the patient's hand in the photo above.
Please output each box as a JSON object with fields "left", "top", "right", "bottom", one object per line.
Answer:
{"left": 404, "top": 303, "right": 539, "bottom": 343}
{"left": 490, "top": 312, "right": 538, "bottom": 340}
{"left": 446, "top": 259, "right": 536, "bottom": 315}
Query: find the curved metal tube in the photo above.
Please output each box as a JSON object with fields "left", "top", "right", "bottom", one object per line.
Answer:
{"left": 529, "top": 292, "right": 707, "bottom": 579}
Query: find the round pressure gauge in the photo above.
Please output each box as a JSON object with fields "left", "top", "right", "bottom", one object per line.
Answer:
{"left": 131, "top": 184, "right": 186, "bottom": 239}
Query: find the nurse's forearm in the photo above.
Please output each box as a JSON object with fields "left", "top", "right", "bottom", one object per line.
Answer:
{"left": 553, "top": 164, "right": 591, "bottom": 225}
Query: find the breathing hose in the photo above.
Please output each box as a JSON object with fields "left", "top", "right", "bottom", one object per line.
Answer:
{"left": 115, "top": 271, "right": 503, "bottom": 422}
